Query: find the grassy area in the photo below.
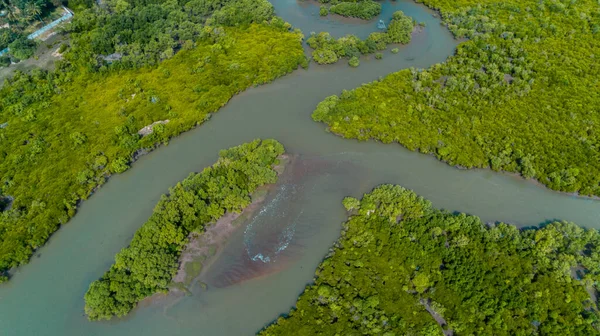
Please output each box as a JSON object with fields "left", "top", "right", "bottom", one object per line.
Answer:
{"left": 183, "top": 255, "right": 205, "bottom": 286}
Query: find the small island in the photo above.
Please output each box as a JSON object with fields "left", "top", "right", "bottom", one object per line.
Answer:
{"left": 170, "top": 154, "right": 292, "bottom": 292}
{"left": 84, "top": 139, "right": 286, "bottom": 321}
{"left": 309, "top": 10, "right": 417, "bottom": 65}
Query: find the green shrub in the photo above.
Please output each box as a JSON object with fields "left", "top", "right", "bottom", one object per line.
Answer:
{"left": 0, "top": 56, "right": 10, "bottom": 67}
{"left": 387, "top": 11, "right": 414, "bottom": 44}
{"left": 8, "top": 37, "right": 36, "bottom": 61}
{"left": 312, "top": 48, "right": 339, "bottom": 64}
{"left": 329, "top": 0, "right": 381, "bottom": 20}
{"left": 319, "top": 6, "right": 328, "bottom": 16}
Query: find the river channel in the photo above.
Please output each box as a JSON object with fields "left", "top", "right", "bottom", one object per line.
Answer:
{"left": 1, "top": 1, "right": 599, "bottom": 335}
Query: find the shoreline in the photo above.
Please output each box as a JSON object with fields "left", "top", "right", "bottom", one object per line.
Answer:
{"left": 1, "top": 38, "right": 306, "bottom": 281}
{"left": 323, "top": 129, "right": 600, "bottom": 203}
{"left": 169, "top": 154, "right": 293, "bottom": 294}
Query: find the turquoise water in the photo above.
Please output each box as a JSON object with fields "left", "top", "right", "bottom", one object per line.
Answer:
{"left": 0, "top": 1, "right": 599, "bottom": 335}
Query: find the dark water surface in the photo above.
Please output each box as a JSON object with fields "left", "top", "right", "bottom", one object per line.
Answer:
{"left": 1, "top": 1, "right": 599, "bottom": 335}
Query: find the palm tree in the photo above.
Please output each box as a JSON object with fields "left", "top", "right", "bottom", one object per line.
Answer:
{"left": 0, "top": 0, "right": 18, "bottom": 24}
{"left": 0, "top": 0, "right": 10, "bottom": 11}
{"left": 25, "top": 2, "right": 43, "bottom": 24}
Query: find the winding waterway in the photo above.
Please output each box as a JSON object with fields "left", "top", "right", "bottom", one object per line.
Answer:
{"left": 1, "top": 1, "right": 600, "bottom": 335}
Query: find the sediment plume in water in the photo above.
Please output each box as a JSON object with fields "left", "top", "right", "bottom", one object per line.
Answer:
{"left": 205, "top": 156, "right": 363, "bottom": 288}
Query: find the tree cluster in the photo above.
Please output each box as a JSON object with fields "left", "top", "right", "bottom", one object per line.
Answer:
{"left": 0, "top": 0, "right": 63, "bottom": 63}
{"left": 311, "top": 0, "right": 600, "bottom": 196}
{"left": 262, "top": 184, "right": 600, "bottom": 335}
{"left": 65, "top": 0, "right": 279, "bottom": 70}
{"left": 0, "top": 4, "right": 305, "bottom": 282}
{"left": 326, "top": 0, "right": 381, "bottom": 21}
{"left": 84, "top": 139, "right": 285, "bottom": 320}
{"left": 307, "top": 10, "right": 415, "bottom": 65}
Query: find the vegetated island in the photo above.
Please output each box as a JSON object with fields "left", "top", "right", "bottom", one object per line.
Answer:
{"left": 261, "top": 184, "right": 600, "bottom": 335}
{"left": 0, "top": 0, "right": 306, "bottom": 283}
{"left": 309, "top": 10, "right": 417, "bottom": 66}
{"left": 84, "top": 139, "right": 286, "bottom": 321}
{"left": 317, "top": 0, "right": 382, "bottom": 20}
{"left": 311, "top": 0, "right": 600, "bottom": 196}
{"left": 171, "top": 154, "right": 292, "bottom": 292}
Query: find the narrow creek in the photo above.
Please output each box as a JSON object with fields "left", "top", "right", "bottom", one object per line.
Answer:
{"left": 0, "top": 1, "right": 599, "bottom": 335}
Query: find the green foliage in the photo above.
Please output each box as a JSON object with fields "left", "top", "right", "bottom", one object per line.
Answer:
{"left": 0, "top": 24, "right": 304, "bottom": 280}
{"left": 67, "top": 0, "right": 94, "bottom": 11}
{"left": 391, "top": 47, "right": 399, "bottom": 54}
{"left": 375, "top": 52, "right": 383, "bottom": 60}
{"left": 8, "top": 36, "right": 36, "bottom": 60}
{"left": 319, "top": 6, "right": 328, "bottom": 17}
{"left": 57, "top": 43, "right": 67, "bottom": 53}
{"left": 387, "top": 10, "right": 414, "bottom": 44}
{"left": 312, "top": 46, "right": 338, "bottom": 65}
{"left": 306, "top": 11, "right": 414, "bottom": 64}
{"left": 109, "top": 157, "right": 129, "bottom": 173}
{"left": 342, "top": 196, "right": 359, "bottom": 211}
{"left": 84, "top": 139, "right": 285, "bottom": 320}
{"left": 329, "top": 0, "right": 381, "bottom": 20}
{"left": 0, "top": 55, "right": 10, "bottom": 67}
{"left": 0, "top": 0, "right": 60, "bottom": 61}
{"left": 311, "top": 0, "right": 600, "bottom": 196}
{"left": 261, "top": 185, "right": 600, "bottom": 335}
{"left": 0, "top": 28, "right": 16, "bottom": 50}
{"left": 210, "top": 0, "right": 274, "bottom": 27}
{"left": 348, "top": 55, "right": 359, "bottom": 67}
{"left": 66, "top": 0, "right": 278, "bottom": 69}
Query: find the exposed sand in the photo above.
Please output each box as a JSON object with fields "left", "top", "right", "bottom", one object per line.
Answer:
{"left": 170, "top": 154, "right": 292, "bottom": 292}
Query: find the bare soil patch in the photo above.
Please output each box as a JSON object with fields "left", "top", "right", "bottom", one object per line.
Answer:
{"left": 170, "top": 154, "right": 293, "bottom": 292}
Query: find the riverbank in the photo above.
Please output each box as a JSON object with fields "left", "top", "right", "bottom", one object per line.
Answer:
{"left": 259, "top": 185, "right": 600, "bottom": 335}
{"left": 0, "top": 24, "right": 306, "bottom": 282}
{"left": 5, "top": 1, "right": 600, "bottom": 334}
{"left": 170, "top": 154, "right": 293, "bottom": 293}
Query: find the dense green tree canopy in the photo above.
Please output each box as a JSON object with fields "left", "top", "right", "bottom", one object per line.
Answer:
{"left": 328, "top": 0, "right": 381, "bottom": 20}
{"left": 0, "top": 28, "right": 17, "bottom": 50}
{"left": 7, "top": 35, "right": 35, "bottom": 60}
{"left": 66, "top": 0, "right": 281, "bottom": 70}
{"left": 261, "top": 185, "right": 600, "bottom": 335}
{"left": 84, "top": 139, "right": 285, "bottom": 320}
{"left": 0, "top": 1, "right": 305, "bottom": 282}
{"left": 307, "top": 10, "right": 415, "bottom": 65}
{"left": 311, "top": 0, "right": 600, "bottom": 196}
